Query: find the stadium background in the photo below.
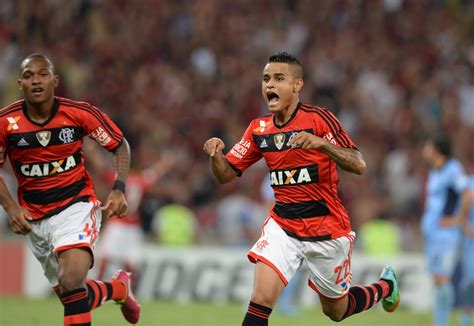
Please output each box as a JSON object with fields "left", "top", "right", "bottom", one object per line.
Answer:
{"left": 0, "top": 0, "right": 473, "bottom": 325}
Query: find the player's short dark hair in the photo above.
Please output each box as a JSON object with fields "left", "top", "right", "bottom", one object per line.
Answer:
{"left": 19, "top": 53, "right": 55, "bottom": 76}
{"left": 429, "top": 132, "right": 451, "bottom": 157}
{"left": 268, "top": 51, "right": 303, "bottom": 79}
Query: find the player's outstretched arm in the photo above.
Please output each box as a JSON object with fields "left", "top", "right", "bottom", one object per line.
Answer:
{"left": 0, "top": 176, "right": 31, "bottom": 234}
{"left": 287, "top": 131, "right": 366, "bottom": 175}
{"left": 203, "top": 137, "right": 237, "bottom": 184}
{"left": 101, "top": 138, "right": 131, "bottom": 218}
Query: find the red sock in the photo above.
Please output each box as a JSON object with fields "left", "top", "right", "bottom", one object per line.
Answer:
{"left": 343, "top": 280, "right": 391, "bottom": 319}
{"left": 86, "top": 279, "right": 126, "bottom": 310}
{"left": 61, "top": 288, "right": 91, "bottom": 326}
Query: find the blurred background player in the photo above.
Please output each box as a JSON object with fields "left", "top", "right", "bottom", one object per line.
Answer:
{"left": 456, "top": 175, "right": 474, "bottom": 326}
{"left": 0, "top": 54, "right": 140, "bottom": 325}
{"left": 421, "top": 133, "right": 466, "bottom": 326}
{"left": 85, "top": 140, "right": 177, "bottom": 284}
{"left": 204, "top": 52, "right": 400, "bottom": 325}
{"left": 153, "top": 201, "right": 197, "bottom": 247}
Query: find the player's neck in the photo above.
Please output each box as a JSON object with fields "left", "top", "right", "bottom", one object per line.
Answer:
{"left": 433, "top": 156, "right": 448, "bottom": 169}
{"left": 25, "top": 97, "right": 55, "bottom": 123}
{"left": 274, "top": 99, "right": 299, "bottom": 125}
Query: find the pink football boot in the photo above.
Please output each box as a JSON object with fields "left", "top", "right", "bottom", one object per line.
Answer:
{"left": 112, "top": 270, "right": 141, "bottom": 324}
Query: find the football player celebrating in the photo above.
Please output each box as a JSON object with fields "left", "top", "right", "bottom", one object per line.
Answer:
{"left": 204, "top": 52, "right": 400, "bottom": 325}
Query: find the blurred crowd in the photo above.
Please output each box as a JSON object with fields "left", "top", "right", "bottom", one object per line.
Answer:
{"left": 0, "top": 0, "right": 473, "bottom": 251}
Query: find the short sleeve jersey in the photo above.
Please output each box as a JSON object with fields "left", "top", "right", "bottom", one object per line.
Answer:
{"left": 226, "top": 102, "right": 357, "bottom": 241}
{"left": 421, "top": 158, "right": 465, "bottom": 241}
{"left": 0, "top": 97, "right": 123, "bottom": 220}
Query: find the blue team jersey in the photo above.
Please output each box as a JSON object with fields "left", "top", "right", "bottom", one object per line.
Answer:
{"left": 466, "top": 176, "right": 474, "bottom": 228}
{"left": 462, "top": 176, "right": 474, "bottom": 287}
{"left": 421, "top": 159, "right": 465, "bottom": 242}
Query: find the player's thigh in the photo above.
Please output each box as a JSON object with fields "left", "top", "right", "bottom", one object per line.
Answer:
{"left": 26, "top": 201, "right": 102, "bottom": 287}
{"left": 426, "top": 241, "right": 458, "bottom": 279}
{"left": 304, "top": 232, "right": 355, "bottom": 300}
{"left": 251, "top": 261, "right": 286, "bottom": 307}
{"left": 26, "top": 224, "right": 59, "bottom": 286}
{"left": 57, "top": 247, "right": 92, "bottom": 282}
{"left": 248, "top": 218, "right": 303, "bottom": 285}
{"left": 50, "top": 201, "right": 102, "bottom": 255}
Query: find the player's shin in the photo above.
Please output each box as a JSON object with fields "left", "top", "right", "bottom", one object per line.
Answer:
{"left": 342, "top": 281, "right": 391, "bottom": 319}
{"left": 86, "top": 279, "right": 126, "bottom": 310}
{"left": 433, "top": 283, "right": 454, "bottom": 326}
{"left": 61, "top": 288, "right": 91, "bottom": 326}
{"left": 242, "top": 301, "right": 273, "bottom": 326}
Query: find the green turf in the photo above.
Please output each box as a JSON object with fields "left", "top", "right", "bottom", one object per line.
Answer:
{"left": 0, "top": 296, "right": 460, "bottom": 325}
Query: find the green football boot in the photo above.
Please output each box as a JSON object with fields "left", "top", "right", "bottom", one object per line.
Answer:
{"left": 380, "top": 266, "right": 400, "bottom": 313}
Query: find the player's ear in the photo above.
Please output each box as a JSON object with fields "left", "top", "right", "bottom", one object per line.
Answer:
{"left": 54, "top": 75, "right": 59, "bottom": 88}
{"left": 17, "top": 78, "right": 22, "bottom": 91}
{"left": 294, "top": 79, "right": 303, "bottom": 93}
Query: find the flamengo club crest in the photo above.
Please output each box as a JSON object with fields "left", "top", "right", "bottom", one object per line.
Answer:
{"left": 36, "top": 131, "right": 51, "bottom": 147}
{"left": 59, "top": 128, "right": 75, "bottom": 144}
{"left": 274, "top": 133, "right": 286, "bottom": 150}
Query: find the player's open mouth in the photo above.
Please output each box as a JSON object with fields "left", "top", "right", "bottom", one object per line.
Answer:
{"left": 31, "top": 87, "right": 44, "bottom": 95}
{"left": 267, "top": 92, "right": 279, "bottom": 105}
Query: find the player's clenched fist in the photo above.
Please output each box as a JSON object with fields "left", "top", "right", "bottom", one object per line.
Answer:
{"left": 203, "top": 137, "right": 225, "bottom": 157}
{"left": 101, "top": 190, "right": 128, "bottom": 218}
{"left": 7, "top": 205, "right": 32, "bottom": 235}
{"left": 287, "top": 131, "right": 326, "bottom": 149}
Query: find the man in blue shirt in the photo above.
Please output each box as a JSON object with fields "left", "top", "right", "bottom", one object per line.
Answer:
{"left": 456, "top": 175, "right": 474, "bottom": 326}
{"left": 421, "top": 133, "right": 465, "bottom": 326}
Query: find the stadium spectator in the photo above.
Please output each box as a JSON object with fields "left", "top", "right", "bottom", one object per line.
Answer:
{"left": 153, "top": 203, "right": 197, "bottom": 247}
{"left": 204, "top": 51, "right": 400, "bottom": 324}
{"left": 215, "top": 192, "right": 266, "bottom": 247}
{"left": 0, "top": 0, "right": 473, "bottom": 255}
{"left": 0, "top": 54, "right": 140, "bottom": 325}
{"left": 359, "top": 213, "right": 401, "bottom": 258}
{"left": 421, "top": 133, "right": 466, "bottom": 326}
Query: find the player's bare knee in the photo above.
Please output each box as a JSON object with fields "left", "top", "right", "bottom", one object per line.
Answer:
{"left": 58, "top": 271, "right": 86, "bottom": 292}
{"left": 321, "top": 305, "right": 345, "bottom": 322}
{"left": 250, "top": 292, "right": 275, "bottom": 309}
{"left": 322, "top": 308, "right": 344, "bottom": 322}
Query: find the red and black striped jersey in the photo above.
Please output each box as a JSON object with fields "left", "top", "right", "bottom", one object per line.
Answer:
{"left": 0, "top": 97, "right": 123, "bottom": 221}
{"left": 226, "top": 102, "right": 357, "bottom": 241}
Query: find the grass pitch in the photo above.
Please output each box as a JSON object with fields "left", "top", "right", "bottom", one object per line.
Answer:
{"left": 0, "top": 295, "right": 458, "bottom": 325}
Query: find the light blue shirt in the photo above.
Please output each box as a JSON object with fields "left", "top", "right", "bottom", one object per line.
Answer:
{"left": 467, "top": 176, "right": 474, "bottom": 228}
{"left": 421, "top": 159, "right": 466, "bottom": 242}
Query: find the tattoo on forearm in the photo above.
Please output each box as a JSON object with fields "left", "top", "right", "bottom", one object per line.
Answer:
{"left": 323, "top": 144, "right": 364, "bottom": 174}
{"left": 211, "top": 154, "right": 236, "bottom": 182}
{"left": 113, "top": 139, "right": 131, "bottom": 182}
